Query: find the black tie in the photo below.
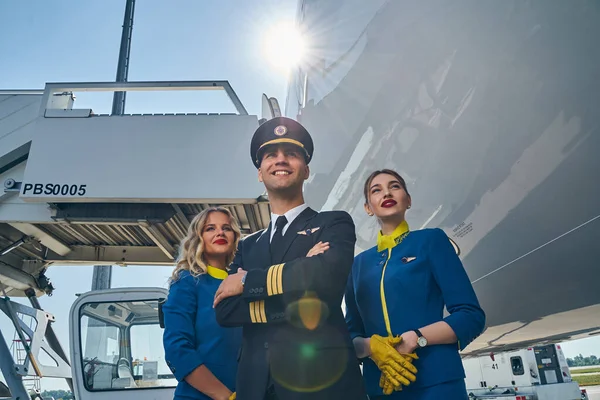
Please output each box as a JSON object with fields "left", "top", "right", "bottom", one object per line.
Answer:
{"left": 270, "top": 215, "right": 288, "bottom": 261}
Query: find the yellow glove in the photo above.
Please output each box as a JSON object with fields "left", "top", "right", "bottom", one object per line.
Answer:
{"left": 229, "top": 392, "right": 236, "bottom": 400}
{"left": 380, "top": 372, "right": 398, "bottom": 395}
{"left": 379, "top": 353, "right": 419, "bottom": 394}
{"left": 370, "top": 335, "right": 418, "bottom": 389}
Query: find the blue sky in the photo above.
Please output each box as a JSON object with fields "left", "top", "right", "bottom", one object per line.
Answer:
{"left": 0, "top": 0, "right": 296, "bottom": 115}
{"left": 1, "top": 0, "right": 599, "bottom": 393}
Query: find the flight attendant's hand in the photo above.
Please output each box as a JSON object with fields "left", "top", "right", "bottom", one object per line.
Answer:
{"left": 306, "top": 241, "right": 329, "bottom": 257}
{"left": 379, "top": 353, "right": 419, "bottom": 394}
{"left": 369, "top": 334, "right": 417, "bottom": 388}
{"left": 213, "top": 268, "right": 247, "bottom": 307}
{"left": 379, "top": 373, "right": 401, "bottom": 395}
{"left": 395, "top": 331, "right": 419, "bottom": 354}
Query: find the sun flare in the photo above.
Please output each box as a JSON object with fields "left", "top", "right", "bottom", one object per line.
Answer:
{"left": 263, "top": 21, "right": 306, "bottom": 72}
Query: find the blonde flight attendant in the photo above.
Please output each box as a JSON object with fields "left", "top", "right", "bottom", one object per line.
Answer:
{"left": 163, "top": 207, "right": 242, "bottom": 400}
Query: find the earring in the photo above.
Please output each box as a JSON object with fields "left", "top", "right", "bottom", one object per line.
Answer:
{"left": 408, "top": 205, "right": 411, "bottom": 209}
{"left": 368, "top": 212, "right": 373, "bottom": 216}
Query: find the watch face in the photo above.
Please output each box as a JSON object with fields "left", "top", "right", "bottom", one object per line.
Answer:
{"left": 417, "top": 336, "right": 427, "bottom": 347}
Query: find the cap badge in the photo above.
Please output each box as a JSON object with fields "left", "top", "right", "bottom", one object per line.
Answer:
{"left": 274, "top": 125, "right": 288, "bottom": 136}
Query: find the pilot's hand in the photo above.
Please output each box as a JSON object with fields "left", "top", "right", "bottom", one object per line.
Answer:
{"left": 370, "top": 335, "right": 417, "bottom": 388}
{"left": 306, "top": 241, "right": 329, "bottom": 257}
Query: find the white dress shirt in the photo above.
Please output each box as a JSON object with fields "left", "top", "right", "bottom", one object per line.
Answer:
{"left": 269, "top": 203, "right": 309, "bottom": 242}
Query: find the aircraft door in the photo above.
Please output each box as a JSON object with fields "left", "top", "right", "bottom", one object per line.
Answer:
{"left": 462, "top": 357, "right": 484, "bottom": 390}
{"left": 479, "top": 353, "right": 512, "bottom": 389}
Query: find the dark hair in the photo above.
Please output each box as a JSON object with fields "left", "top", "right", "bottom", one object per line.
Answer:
{"left": 363, "top": 169, "right": 410, "bottom": 203}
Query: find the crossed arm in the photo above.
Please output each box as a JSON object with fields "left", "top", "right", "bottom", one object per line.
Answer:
{"left": 215, "top": 212, "right": 356, "bottom": 327}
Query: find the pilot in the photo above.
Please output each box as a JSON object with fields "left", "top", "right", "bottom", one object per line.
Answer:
{"left": 162, "top": 207, "right": 242, "bottom": 400}
{"left": 345, "top": 168, "right": 486, "bottom": 399}
{"left": 211, "top": 117, "right": 410, "bottom": 399}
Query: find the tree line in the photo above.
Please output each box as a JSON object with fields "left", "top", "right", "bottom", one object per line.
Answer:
{"left": 567, "top": 354, "right": 600, "bottom": 367}
{"left": 40, "top": 389, "right": 73, "bottom": 399}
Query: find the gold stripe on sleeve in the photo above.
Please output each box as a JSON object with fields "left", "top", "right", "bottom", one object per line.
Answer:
{"left": 273, "top": 264, "right": 282, "bottom": 295}
{"left": 266, "top": 265, "right": 275, "bottom": 296}
{"left": 269, "top": 264, "right": 279, "bottom": 296}
{"left": 249, "top": 302, "right": 258, "bottom": 323}
{"left": 271, "top": 264, "right": 281, "bottom": 295}
{"left": 275, "top": 263, "right": 284, "bottom": 295}
{"left": 258, "top": 300, "right": 267, "bottom": 323}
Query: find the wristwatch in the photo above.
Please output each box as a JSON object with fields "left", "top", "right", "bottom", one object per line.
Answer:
{"left": 413, "top": 329, "right": 428, "bottom": 348}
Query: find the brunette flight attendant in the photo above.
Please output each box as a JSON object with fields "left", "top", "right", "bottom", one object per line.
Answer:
{"left": 345, "top": 169, "right": 486, "bottom": 400}
{"left": 163, "top": 207, "right": 242, "bottom": 400}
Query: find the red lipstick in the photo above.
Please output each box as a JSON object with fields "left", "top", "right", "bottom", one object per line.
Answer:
{"left": 214, "top": 239, "right": 228, "bottom": 245}
{"left": 381, "top": 200, "right": 397, "bottom": 208}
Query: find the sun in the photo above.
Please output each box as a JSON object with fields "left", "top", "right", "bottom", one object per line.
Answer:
{"left": 263, "top": 21, "right": 306, "bottom": 72}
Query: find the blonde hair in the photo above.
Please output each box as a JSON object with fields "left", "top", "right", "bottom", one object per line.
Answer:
{"left": 170, "top": 207, "right": 242, "bottom": 282}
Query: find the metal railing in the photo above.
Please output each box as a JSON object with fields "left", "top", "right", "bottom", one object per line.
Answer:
{"left": 40, "top": 80, "right": 249, "bottom": 116}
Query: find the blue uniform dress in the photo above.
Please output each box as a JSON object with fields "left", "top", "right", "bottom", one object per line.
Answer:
{"left": 163, "top": 267, "right": 242, "bottom": 399}
{"left": 345, "top": 222, "right": 485, "bottom": 399}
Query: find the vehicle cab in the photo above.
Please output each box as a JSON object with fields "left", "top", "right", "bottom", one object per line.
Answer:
{"left": 69, "top": 287, "right": 174, "bottom": 400}
{"left": 463, "top": 344, "right": 583, "bottom": 400}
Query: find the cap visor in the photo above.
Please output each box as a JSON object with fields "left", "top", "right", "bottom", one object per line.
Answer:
{"left": 255, "top": 138, "right": 310, "bottom": 167}
{"left": 258, "top": 138, "right": 305, "bottom": 150}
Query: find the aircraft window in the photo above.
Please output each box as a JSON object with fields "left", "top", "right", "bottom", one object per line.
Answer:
{"left": 510, "top": 356, "right": 525, "bottom": 376}
{"left": 79, "top": 300, "right": 175, "bottom": 392}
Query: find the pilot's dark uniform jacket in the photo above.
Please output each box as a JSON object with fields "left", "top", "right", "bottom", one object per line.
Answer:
{"left": 163, "top": 267, "right": 242, "bottom": 399}
{"left": 215, "top": 117, "right": 367, "bottom": 400}
{"left": 345, "top": 221, "right": 485, "bottom": 400}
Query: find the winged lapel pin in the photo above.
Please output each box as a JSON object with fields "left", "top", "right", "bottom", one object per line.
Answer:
{"left": 401, "top": 256, "right": 417, "bottom": 264}
{"left": 297, "top": 227, "right": 320, "bottom": 235}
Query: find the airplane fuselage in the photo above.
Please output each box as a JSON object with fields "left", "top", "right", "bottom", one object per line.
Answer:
{"left": 287, "top": 0, "right": 600, "bottom": 354}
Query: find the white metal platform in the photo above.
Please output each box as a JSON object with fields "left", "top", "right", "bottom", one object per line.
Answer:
{"left": 0, "top": 81, "right": 271, "bottom": 298}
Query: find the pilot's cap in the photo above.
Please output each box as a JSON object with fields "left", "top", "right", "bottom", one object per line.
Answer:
{"left": 250, "top": 117, "right": 314, "bottom": 169}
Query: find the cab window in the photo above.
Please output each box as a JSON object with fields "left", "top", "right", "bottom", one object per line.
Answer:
{"left": 79, "top": 300, "right": 176, "bottom": 391}
{"left": 510, "top": 356, "right": 525, "bottom": 376}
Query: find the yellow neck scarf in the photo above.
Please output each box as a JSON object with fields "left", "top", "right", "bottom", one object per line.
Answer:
{"left": 206, "top": 265, "right": 228, "bottom": 280}
{"left": 377, "top": 220, "right": 410, "bottom": 252}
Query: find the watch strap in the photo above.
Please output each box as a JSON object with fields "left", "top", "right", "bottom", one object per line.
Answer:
{"left": 413, "top": 329, "right": 427, "bottom": 348}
